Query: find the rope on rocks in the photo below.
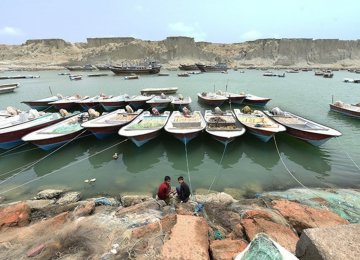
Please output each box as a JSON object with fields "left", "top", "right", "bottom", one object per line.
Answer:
{"left": 207, "top": 142, "right": 228, "bottom": 194}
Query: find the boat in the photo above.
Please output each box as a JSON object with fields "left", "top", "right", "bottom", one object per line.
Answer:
{"left": 58, "top": 72, "right": 70, "bottom": 75}
{"left": 49, "top": 95, "right": 89, "bottom": 110}
{"left": 125, "top": 95, "right": 154, "bottom": 109}
{"left": 314, "top": 70, "right": 324, "bottom": 76}
{"left": 196, "top": 63, "right": 228, "bottom": 72}
{"left": 217, "top": 91, "right": 246, "bottom": 104}
{"left": 118, "top": 110, "right": 170, "bottom": 147}
{"left": 22, "top": 112, "right": 90, "bottom": 150}
{"left": 87, "top": 73, "right": 108, "bottom": 77}
{"left": 22, "top": 95, "right": 62, "bottom": 110}
{"left": 171, "top": 95, "right": 192, "bottom": 108}
{"left": 140, "top": 87, "right": 178, "bottom": 95}
{"left": 99, "top": 95, "right": 127, "bottom": 111}
{"left": 263, "top": 71, "right": 277, "bottom": 77}
{"left": 0, "top": 75, "right": 39, "bottom": 80}
{"left": 124, "top": 74, "right": 139, "bottom": 80}
{"left": 76, "top": 95, "right": 109, "bottom": 111}
{"left": 234, "top": 108, "right": 286, "bottom": 142}
{"left": 197, "top": 92, "right": 228, "bottom": 107}
{"left": 65, "top": 64, "right": 96, "bottom": 71}
{"left": 243, "top": 94, "right": 271, "bottom": 107}
{"left": 178, "top": 64, "right": 199, "bottom": 71}
{"left": 177, "top": 73, "right": 190, "bottom": 77}
{"left": 95, "top": 65, "right": 110, "bottom": 71}
{"left": 0, "top": 109, "right": 41, "bottom": 129}
{"left": 0, "top": 111, "right": 69, "bottom": 149}
{"left": 69, "top": 75, "right": 82, "bottom": 80}
{"left": 264, "top": 107, "right": 342, "bottom": 146}
{"left": 109, "top": 61, "right": 161, "bottom": 75}
{"left": 158, "top": 73, "right": 169, "bottom": 76}
{"left": 329, "top": 101, "right": 360, "bottom": 119}
{"left": 0, "top": 83, "right": 17, "bottom": 94}
{"left": 0, "top": 106, "right": 21, "bottom": 119}
{"left": 204, "top": 108, "right": 245, "bottom": 145}
{"left": 81, "top": 107, "right": 143, "bottom": 139}
{"left": 164, "top": 110, "right": 206, "bottom": 144}
{"left": 146, "top": 94, "right": 173, "bottom": 111}
{"left": 323, "top": 70, "right": 334, "bottom": 78}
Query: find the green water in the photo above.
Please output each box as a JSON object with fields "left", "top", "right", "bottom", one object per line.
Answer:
{"left": 1, "top": 69, "right": 360, "bottom": 201}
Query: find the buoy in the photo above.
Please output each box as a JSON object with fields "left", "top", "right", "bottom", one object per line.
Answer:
{"left": 84, "top": 179, "right": 89, "bottom": 183}
{"left": 113, "top": 152, "right": 118, "bottom": 160}
{"left": 90, "top": 178, "right": 96, "bottom": 182}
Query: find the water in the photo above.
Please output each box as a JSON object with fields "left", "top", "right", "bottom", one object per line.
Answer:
{"left": 1, "top": 69, "right": 360, "bottom": 201}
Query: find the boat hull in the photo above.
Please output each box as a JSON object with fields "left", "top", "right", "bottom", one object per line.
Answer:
{"left": 78, "top": 102, "right": 100, "bottom": 111}
{"left": 210, "top": 135, "right": 236, "bottom": 145}
{"left": 329, "top": 104, "right": 360, "bottom": 119}
{"left": 245, "top": 127, "right": 275, "bottom": 142}
{"left": 100, "top": 101, "right": 127, "bottom": 111}
{"left": 21, "top": 101, "right": 53, "bottom": 111}
{"left": 128, "top": 131, "right": 161, "bottom": 147}
{"left": 51, "top": 102, "right": 78, "bottom": 110}
{"left": 172, "top": 132, "right": 201, "bottom": 144}
{"left": 86, "top": 125, "right": 125, "bottom": 139}
{"left": 285, "top": 126, "right": 335, "bottom": 146}
{"left": 243, "top": 99, "right": 271, "bottom": 107}
{"left": 198, "top": 96, "right": 226, "bottom": 107}
{"left": 228, "top": 96, "right": 246, "bottom": 104}
{"left": 110, "top": 67, "right": 160, "bottom": 75}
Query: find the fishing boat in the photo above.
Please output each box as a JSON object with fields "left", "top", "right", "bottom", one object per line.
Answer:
{"left": 76, "top": 95, "right": 109, "bottom": 111}
{"left": 0, "top": 109, "right": 41, "bottom": 129}
{"left": 22, "top": 95, "right": 61, "bottom": 110}
{"left": 264, "top": 107, "right": 342, "bottom": 146}
{"left": 329, "top": 101, "right": 360, "bottom": 119}
{"left": 196, "top": 63, "right": 228, "bottom": 72}
{"left": 140, "top": 87, "right": 178, "bottom": 95}
{"left": 0, "top": 112, "right": 68, "bottom": 149}
{"left": 177, "top": 73, "right": 190, "bottom": 77}
{"left": 119, "top": 110, "right": 170, "bottom": 147}
{"left": 99, "top": 95, "right": 127, "bottom": 111}
{"left": 234, "top": 108, "right": 286, "bottom": 142}
{"left": 82, "top": 107, "right": 143, "bottom": 139}
{"left": 22, "top": 112, "right": 89, "bottom": 150}
{"left": 125, "top": 95, "right": 154, "bottom": 109}
{"left": 109, "top": 61, "right": 161, "bottom": 75}
{"left": 197, "top": 92, "right": 228, "bottom": 107}
{"left": 243, "top": 94, "right": 271, "bottom": 107}
{"left": 204, "top": 108, "right": 245, "bottom": 145}
{"left": 0, "top": 83, "right": 18, "bottom": 94}
{"left": 124, "top": 74, "right": 139, "bottom": 80}
{"left": 217, "top": 91, "right": 246, "bottom": 104}
{"left": 87, "top": 73, "right": 108, "bottom": 77}
{"left": 171, "top": 95, "right": 192, "bottom": 108}
{"left": 65, "top": 64, "right": 96, "bottom": 71}
{"left": 164, "top": 110, "right": 206, "bottom": 144}
{"left": 69, "top": 75, "right": 82, "bottom": 80}
{"left": 49, "top": 95, "right": 89, "bottom": 110}
{"left": 146, "top": 94, "right": 173, "bottom": 111}
{"left": 178, "top": 64, "right": 199, "bottom": 71}
{"left": 95, "top": 65, "right": 110, "bottom": 71}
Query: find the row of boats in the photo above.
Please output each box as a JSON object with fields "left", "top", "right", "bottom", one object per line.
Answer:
{"left": 0, "top": 104, "right": 342, "bottom": 151}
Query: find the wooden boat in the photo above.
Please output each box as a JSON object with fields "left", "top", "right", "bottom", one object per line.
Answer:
{"left": 125, "top": 95, "right": 154, "bottom": 109}
{"left": 124, "top": 74, "right": 139, "bottom": 80}
{"left": 234, "top": 108, "right": 286, "bottom": 142}
{"left": 0, "top": 75, "right": 39, "bottom": 80}
{"left": 146, "top": 94, "right": 173, "bottom": 111}
{"left": 119, "top": 111, "right": 170, "bottom": 147}
{"left": 99, "top": 95, "right": 127, "bottom": 111}
{"left": 82, "top": 108, "right": 143, "bottom": 139}
{"left": 69, "top": 75, "right": 82, "bottom": 80}
{"left": 0, "top": 83, "right": 18, "bottom": 94}
{"left": 22, "top": 112, "right": 89, "bottom": 150}
{"left": 243, "top": 94, "right": 271, "bottom": 107}
{"left": 158, "top": 73, "right": 169, "bottom": 76}
{"left": 264, "top": 107, "right": 342, "bottom": 146}
{"left": 177, "top": 73, "right": 190, "bottom": 77}
{"left": 65, "top": 64, "right": 96, "bottom": 71}
{"left": 95, "top": 65, "right": 110, "bottom": 71}
{"left": 0, "top": 112, "right": 68, "bottom": 149}
{"left": 109, "top": 61, "right": 161, "bottom": 75}
{"left": 204, "top": 109, "right": 245, "bottom": 145}
{"left": 140, "top": 87, "right": 178, "bottom": 95}
{"left": 196, "top": 63, "right": 228, "bottom": 72}
{"left": 76, "top": 95, "right": 108, "bottom": 111}
{"left": 164, "top": 110, "right": 206, "bottom": 144}
{"left": 171, "top": 95, "right": 192, "bottom": 108}
{"left": 197, "top": 92, "right": 228, "bottom": 107}
{"left": 217, "top": 91, "right": 246, "bottom": 104}
{"left": 49, "top": 95, "right": 89, "bottom": 110}
{"left": 87, "top": 73, "right": 108, "bottom": 77}
{"left": 178, "top": 64, "right": 199, "bottom": 71}
{"left": 0, "top": 109, "right": 41, "bottom": 130}
{"left": 22, "top": 95, "right": 61, "bottom": 110}
{"left": 329, "top": 101, "right": 360, "bottom": 119}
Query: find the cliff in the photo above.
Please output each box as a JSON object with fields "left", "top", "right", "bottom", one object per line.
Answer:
{"left": 1, "top": 36, "right": 360, "bottom": 70}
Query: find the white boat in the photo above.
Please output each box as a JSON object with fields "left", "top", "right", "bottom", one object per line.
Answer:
{"left": 125, "top": 95, "right": 154, "bottom": 109}
{"left": 76, "top": 95, "right": 108, "bottom": 110}
{"left": 264, "top": 107, "right": 342, "bottom": 146}
{"left": 22, "top": 95, "right": 61, "bottom": 110}
{"left": 217, "top": 91, "right": 246, "bottom": 104}
{"left": 69, "top": 75, "right": 82, "bottom": 80}
{"left": 0, "top": 109, "right": 42, "bottom": 130}
{"left": 146, "top": 94, "right": 173, "bottom": 111}
{"left": 99, "top": 95, "right": 127, "bottom": 111}
{"left": 234, "top": 108, "right": 286, "bottom": 142}
{"left": 171, "top": 95, "right": 192, "bottom": 107}
{"left": 81, "top": 108, "right": 143, "bottom": 139}
{"left": 119, "top": 111, "right": 170, "bottom": 147}
{"left": 329, "top": 101, "right": 360, "bottom": 119}
{"left": 197, "top": 92, "right": 228, "bottom": 107}
{"left": 164, "top": 110, "right": 206, "bottom": 144}
{"left": 49, "top": 95, "right": 90, "bottom": 110}
{"left": 204, "top": 109, "right": 245, "bottom": 145}
{"left": 243, "top": 94, "right": 271, "bottom": 107}
{"left": 0, "top": 83, "right": 18, "bottom": 94}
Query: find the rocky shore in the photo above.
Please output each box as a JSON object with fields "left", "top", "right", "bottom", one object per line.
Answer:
{"left": 1, "top": 188, "right": 359, "bottom": 259}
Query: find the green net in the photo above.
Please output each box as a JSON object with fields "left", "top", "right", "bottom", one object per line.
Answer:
{"left": 241, "top": 233, "right": 282, "bottom": 260}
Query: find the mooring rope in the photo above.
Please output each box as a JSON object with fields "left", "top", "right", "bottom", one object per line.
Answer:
{"left": 207, "top": 142, "right": 228, "bottom": 193}
{"left": 0, "top": 142, "right": 29, "bottom": 156}
{"left": 336, "top": 137, "right": 360, "bottom": 172}
{"left": 0, "top": 138, "right": 128, "bottom": 195}
{"left": 184, "top": 142, "right": 193, "bottom": 196}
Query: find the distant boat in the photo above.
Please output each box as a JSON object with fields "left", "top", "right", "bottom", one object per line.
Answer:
{"left": 99, "top": 95, "right": 127, "bottom": 111}
{"left": 82, "top": 108, "right": 143, "bottom": 139}
{"left": 125, "top": 95, "right": 154, "bottom": 109}
{"left": 109, "top": 61, "right": 161, "bottom": 75}
{"left": 119, "top": 110, "right": 170, "bottom": 147}
{"left": 95, "top": 65, "right": 110, "bottom": 71}
{"left": 140, "top": 87, "right": 178, "bottom": 95}
{"left": 243, "top": 94, "right": 271, "bottom": 107}
{"left": 58, "top": 72, "right": 70, "bottom": 75}
{"left": 164, "top": 110, "right": 206, "bottom": 144}
{"left": 196, "top": 63, "right": 228, "bottom": 72}
{"left": 234, "top": 108, "right": 286, "bottom": 142}
{"left": 178, "top": 64, "right": 199, "bottom": 71}
{"left": 69, "top": 75, "right": 82, "bottom": 80}
{"left": 264, "top": 107, "right": 342, "bottom": 146}
{"left": 204, "top": 109, "right": 245, "bottom": 145}
{"left": 146, "top": 94, "right": 173, "bottom": 111}
{"left": 65, "top": 64, "right": 96, "bottom": 71}
{"left": 87, "top": 73, "right": 108, "bottom": 77}
{"left": 197, "top": 92, "right": 228, "bottom": 107}
{"left": 0, "top": 83, "right": 18, "bottom": 94}
{"left": 158, "top": 73, "right": 170, "bottom": 76}
{"left": 314, "top": 70, "right": 324, "bottom": 76}
{"left": 22, "top": 95, "right": 61, "bottom": 110}
{"left": 49, "top": 95, "right": 90, "bottom": 110}
{"left": 0, "top": 75, "right": 39, "bottom": 80}
{"left": 177, "top": 73, "right": 190, "bottom": 77}
{"left": 323, "top": 70, "right": 334, "bottom": 78}
{"left": 171, "top": 95, "right": 192, "bottom": 108}
{"left": 329, "top": 101, "right": 360, "bottom": 119}
{"left": 124, "top": 74, "right": 139, "bottom": 80}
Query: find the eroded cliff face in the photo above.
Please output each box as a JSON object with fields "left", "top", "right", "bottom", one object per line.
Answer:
{"left": 1, "top": 36, "right": 360, "bottom": 70}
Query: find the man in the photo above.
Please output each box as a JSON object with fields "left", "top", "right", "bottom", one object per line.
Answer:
{"left": 176, "top": 176, "right": 191, "bottom": 203}
{"left": 157, "top": 176, "right": 174, "bottom": 204}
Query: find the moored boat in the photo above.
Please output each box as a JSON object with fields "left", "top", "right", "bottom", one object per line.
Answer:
{"left": 124, "top": 74, "right": 139, "bottom": 80}
{"left": 82, "top": 107, "right": 143, "bottom": 139}
{"left": 0, "top": 83, "right": 18, "bottom": 94}
{"left": 178, "top": 64, "right": 199, "bottom": 71}
{"left": 243, "top": 94, "right": 271, "bottom": 107}
{"left": 164, "top": 110, "right": 206, "bottom": 144}
{"left": 119, "top": 110, "right": 170, "bottom": 147}
{"left": 69, "top": 75, "right": 82, "bottom": 80}
{"left": 146, "top": 94, "right": 173, "bottom": 111}
{"left": 49, "top": 95, "right": 89, "bottom": 110}
{"left": 22, "top": 95, "right": 62, "bottom": 110}
{"left": 125, "top": 95, "right": 154, "bottom": 109}
{"left": 196, "top": 63, "right": 228, "bottom": 72}
{"left": 22, "top": 112, "right": 89, "bottom": 150}
{"left": 197, "top": 92, "right": 228, "bottom": 107}
{"left": 140, "top": 87, "right": 178, "bottom": 95}
{"left": 218, "top": 91, "right": 246, "bottom": 104}
{"left": 171, "top": 95, "right": 192, "bottom": 108}
{"left": 99, "top": 95, "right": 127, "bottom": 111}
{"left": 65, "top": 64, "right": 96, "bottom": 71}
{"left": 177, "top": 73, "right": 190, "bottom": 77}
{"left": 109, "top": 61, "right": 161, "bottom": 75}
{"left": 234, "top": 108, "right": 286, "bottom": 142}
{"left": 76, "top": 95, "right": 109, "bottom": 111}
{"left": 329, "top": 101, "right": 360, "bottom": 119}
{"left": 204, "top": 108, "right": 245, "bottom": 145}
{"left": 264, "top": 107, "right": 342, "bottom": 146}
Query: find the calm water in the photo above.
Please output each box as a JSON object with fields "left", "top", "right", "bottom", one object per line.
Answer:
{"left": 1, "top": 69, "right": 360, "bottom": 201}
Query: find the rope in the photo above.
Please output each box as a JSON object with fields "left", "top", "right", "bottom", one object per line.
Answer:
{"left": 336, "top": 137, "right": 360, "bottom": 172}
{"left": 0, "top": 142, "right": 28, "bottom": 156}
{"left": 0, "top": 147, "right": 40, "bottom": 158}
{"left": 207, "top": 143, "right": 228, "bottom": 193}
{"left": 0, "top": 129, "right": 87, "bottom": 185}
{"left": 184, "top": 142, "right": 193, "bottom": 196}
{"left": 0, "top": 138, "right": 128, "bottom": 195}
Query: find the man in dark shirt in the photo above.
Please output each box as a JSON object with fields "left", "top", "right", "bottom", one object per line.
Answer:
{"left": 157, "top": 176, "right": 174, "bottom": 204}
{"left": 176, "top": 176, "right": 191, "bottom": 202}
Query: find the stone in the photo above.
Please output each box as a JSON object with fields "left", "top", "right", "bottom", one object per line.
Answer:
{"left": 175, "top": 202, "right": 194, "bottom": 215}
{"left": 272, "top": 200, "right": 349, "bottom": 233}
{"left": 0, "top": 195, "right": 5, "bottom": 204}
{"left": 0, "top": 202, "right": 31, "bottom": 229}
{"left": 26, "top": 199, "right": 56, "bottom": 210}
{"left": 194, "top": 192, "right": 236, "bottom": 206}
{"left": 121, "top": 195, "right": 152, "bottom": 207}
{"left": 26, "top": 243, "right": 45, "bottom": 257}
{"left": 242, "top": 209, "right": 274, "bottom": 221}
{"left": 36, "top": 189, "right": 64, "bottom": 199}
{"left": 116, "top": 199, "right": 161, "bottom": 217}
{"left": 56, "top": 192, "right": 81, "bottom": 205}
{"left": 296, "top": 223, "right": 360, "bottom": 260}
{"left": 210, "top": 239, "right": 248, "bottom": 260}
{"left": 160, "top": 215, "right": 209, "bottom": 260}
{"left": 131, "top": 214, "right": 177, "bottom": 239}
{"left": 73, "top": 201, "right": 95, "bottom": 217}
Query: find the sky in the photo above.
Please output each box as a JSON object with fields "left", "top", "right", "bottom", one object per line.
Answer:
{"left": 1, "top": 0, "right": 360, "bottom": 45}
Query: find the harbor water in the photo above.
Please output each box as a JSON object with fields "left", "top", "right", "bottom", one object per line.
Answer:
{"left": 0, "top": 69, "right": 360, "bottom": 201}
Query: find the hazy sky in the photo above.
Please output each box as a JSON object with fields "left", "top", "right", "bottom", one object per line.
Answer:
{"left": 1, "top": 0, "right": 359, "bottom": 44}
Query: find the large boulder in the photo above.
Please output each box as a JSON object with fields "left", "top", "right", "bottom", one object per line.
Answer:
{"left": 210, "top": 239, "right": 248, "bottom": 260}
{"left": 56, "top": 192, "right": 81, "bottom": 205}
{"left": 26, "top": 199, "right": 56, "bottom": 210}
{"left": 73, "top": 201, "right": 95, "bottom": 217}
{"left": 121, "top": 195, "right": 152, "bottom": 207}
{"left": 35, "top": 189, "right": 64, "bottom": 199}
{"left": 116, "top": 199, "right": 163, "bottom": 217}
{"left": 131, "top": 214, "right": 177, "bottom": 239}
{"left": 194, "top": 192, "right": 236, "bottom": 206}
{"left": 0, "top": 202, "right": 31, "bottom": 229}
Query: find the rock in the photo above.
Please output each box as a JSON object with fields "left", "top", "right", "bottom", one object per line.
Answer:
{"left": 100, "top": 252, "right": 115, "bottom": 260}
{"left": 26, "top": 243, "right": 45, "bottom": 257}
{"left": 92, "top": 197, "right": 119, "bottom": 206}
{"left": 36, "top": 189, "right": 64, "bottom": 199}
{"left": 296, "top": 223, "right": 360, "bottom": 260}
{"left": 56, "top": 192, "right": 81, "bottom": 205}
{"left": 116, "top": 199, "right": 161, "bottom": 217}
{"left": 26, "top": 199, "right": 56, "bottom": 210}
{"left": 121, "top": 195, "right": 152, "bottom": 207}
{"left": 131, "top": 214, "right": 177, "bottom": 239}
{"left": 194, "top": 192, "right": 236, "bottom": 206}
{"left": 242, "top": 209, "right": 274, "bottom": 221}
{"left": 160, "top": 215, "right": 209, "bottom": 260}
{"left": 272, "top": 200, "right": 349, "bottom": 233}
{"left": 210, "top": 239, "right": 248, "bottom": 260}
{"left": 0, "top": 202, "right": 31, "bottom": 229}
{"left": 241, "top": 218, "right": 299, "bottom": 253}
{"left": 175, "top": 202, "right": 194, "bottom": 215}
{"left": 0, "top": 195, "right": 5, "bottom": 204}
{"left": 73, "top": 201, "right": 95, "bottom": 217}
{"left": 162, "top": 205, "right": 176, "bottom": 215}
